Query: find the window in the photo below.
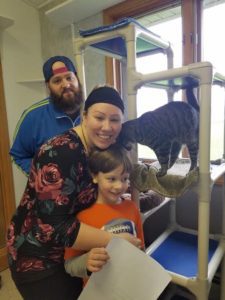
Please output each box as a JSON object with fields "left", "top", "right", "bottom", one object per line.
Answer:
{"left": 133, "top": 2, "right": 225, "bottom": 161}
{"left": 202, "top": 1, "right": 225, "bottom": 159}
{"left": 136, "top": 7, "right": 182, "bottom": 160}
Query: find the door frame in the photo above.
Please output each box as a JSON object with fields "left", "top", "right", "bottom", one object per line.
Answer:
{"left": 0, "top": 59, "right": 16, "bottom": 271}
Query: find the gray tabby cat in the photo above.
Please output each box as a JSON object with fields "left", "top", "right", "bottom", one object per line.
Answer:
{"left": 118, "top": 84, "right": 199, "bottom": 177}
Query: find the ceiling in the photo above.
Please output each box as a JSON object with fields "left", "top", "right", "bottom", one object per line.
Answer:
{"left": 22, "top": 0, "right": 125, "bottom": 27}
{"left": 21, "top": 0, "right": 225, "bottom": 28}
{"left": 22, "top": 0, "right": 55, "bottom": 9}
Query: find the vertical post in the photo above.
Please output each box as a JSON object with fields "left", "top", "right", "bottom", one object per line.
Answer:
{"left": 125, "top": 23, "right": 140, "bottom": 206}
{"left": 197, "top": 68, "right": 212, "bottom": 299}
{"left": 74, "top": 39, "right": 87, "bottom": 100}
{"left": 220, "top": 86, "right": 225, "bottom": 300}
{"left": 126, "top": 23, "right": 138, "bottom": 163}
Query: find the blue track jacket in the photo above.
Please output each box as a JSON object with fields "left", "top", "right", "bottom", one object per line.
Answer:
{"left": 10, "top": 98, "right": 80, "bottom": 176}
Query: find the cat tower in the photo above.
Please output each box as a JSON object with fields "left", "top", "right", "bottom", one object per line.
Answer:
{"left": 74, "top": 17, "right": 225, "bottom": 300}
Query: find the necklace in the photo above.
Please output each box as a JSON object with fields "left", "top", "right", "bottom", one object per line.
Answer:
{"left": 81, "top": 124, "right": 89, "bottom": 153}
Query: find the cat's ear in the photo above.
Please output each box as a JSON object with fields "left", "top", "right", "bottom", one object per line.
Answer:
{"left": 123, "top": 142, "right": 133, "bottom": 151}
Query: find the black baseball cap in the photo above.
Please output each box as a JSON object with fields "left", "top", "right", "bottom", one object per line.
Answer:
{"left": 43, "top": 56, "right": 77, "bottom": 82}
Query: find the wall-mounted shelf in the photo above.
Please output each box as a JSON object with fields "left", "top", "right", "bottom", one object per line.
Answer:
{"left": 0, "top": 16, "right": 14, "bottom": 30}
{"left": 17, "top": 79, "right": 45, "bottom": 84}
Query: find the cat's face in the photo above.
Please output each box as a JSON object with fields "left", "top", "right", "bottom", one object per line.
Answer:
{"left": 117, "top": 121, "right": 138, "bottom": 150}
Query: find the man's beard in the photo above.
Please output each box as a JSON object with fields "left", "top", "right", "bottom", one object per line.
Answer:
{"left": 50, "top": 84, "right": 83, "bottom": 113}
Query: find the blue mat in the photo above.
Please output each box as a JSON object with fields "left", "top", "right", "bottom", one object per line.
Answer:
{"left": 79, "top": 17, "right": 168, "bottom": 58}
{"left": 150, "top": 231, "right": 218, "bottom": 277}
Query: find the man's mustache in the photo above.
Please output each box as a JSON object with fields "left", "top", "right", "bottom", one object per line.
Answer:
{"left": 62, "top": 87, "right": 74, "bottom": 94}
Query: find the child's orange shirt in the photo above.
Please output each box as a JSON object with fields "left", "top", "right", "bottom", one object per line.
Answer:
{"left": 64, "top": 199, "right": 144, "bottom": 260}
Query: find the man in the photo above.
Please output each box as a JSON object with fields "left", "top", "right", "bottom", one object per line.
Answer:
{"left": 10, "top": 55, "right": 83, "bottom": 176}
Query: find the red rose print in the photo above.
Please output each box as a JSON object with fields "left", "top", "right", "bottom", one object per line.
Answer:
{"left": 7, "top": 223, "right": 17, "bottom": 260}
{"left": 20, "top": 192, "right": 35, "bottom": 209}
{"left": 36, "top": 220, "right": 54, "bottom": 243}
{"left": 77, "top": 186, "right": 95, "bottom": 204}
{"left": 38, "top": 134, "right": 72, "bottom": 157}
{"left": 31, "top": 163, "right": 64, "bottom": 200}
{"left": 50, "top": 135, "right": 71, "bottom": 147}
{"left": 55, "top": 194, "right": 69, "bottom": 205}
{"left": 48, "top": 246, "right": 63, "bottom": 262}
{"left": 69, "top": 142, "right": 78, "bottom": 150}
{"left": 67, "top": 220, "right": 78, "bottom": 236}
{"left": 17, "top": 257, "right": 45, "bottom": 272}
{"left": 21, "top": 213, "right": 34, "bottom": 234}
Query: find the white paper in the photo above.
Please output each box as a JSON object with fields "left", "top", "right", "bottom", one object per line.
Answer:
{"left": 78, "top": 237, "right": 171, "bottom": 300}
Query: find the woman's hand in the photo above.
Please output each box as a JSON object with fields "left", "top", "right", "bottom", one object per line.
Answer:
{"left": 116, "top": 232, "right": 142, "bottom": 248}
{"left": 86, "top": 248, "right": 110, "bottom": 274}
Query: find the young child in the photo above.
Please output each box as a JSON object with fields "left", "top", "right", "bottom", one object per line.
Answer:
{"left": 64, "top": 143, "right": 145, "bottom": 281}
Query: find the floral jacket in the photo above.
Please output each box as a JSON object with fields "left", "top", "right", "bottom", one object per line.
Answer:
{"left": 7, "top": 129, "right": 97, "bottom": 283}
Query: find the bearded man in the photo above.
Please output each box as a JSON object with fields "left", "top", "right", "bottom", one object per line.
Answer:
{"left": 10, "top": 56, "right": 83, "bottom": 175}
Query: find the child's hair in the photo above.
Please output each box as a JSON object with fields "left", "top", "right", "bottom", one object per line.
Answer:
{"left": 88, "top": 144, "right": 132, "bottom": 175}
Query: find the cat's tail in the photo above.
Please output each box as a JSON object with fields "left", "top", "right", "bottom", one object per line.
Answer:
{"left": 185, "top": 83, "right": 200, "bottom": 112}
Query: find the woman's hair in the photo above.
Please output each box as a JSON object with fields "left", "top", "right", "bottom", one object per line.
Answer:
{"left": 84, "top": 84, "right": 124, "bottom": 113}
{"left": 88, "top": 144, "right": 132, "bottom": 175}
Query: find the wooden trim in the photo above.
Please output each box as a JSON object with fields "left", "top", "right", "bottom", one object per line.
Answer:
{"left": 104, "top": 0, "right": 180, "bottom": 20}
{"left": 0, "top": 59, "right": 16, "bottom": 270}
{"left": 195, "top": 0, "right": 202, "bottom": 62}
{"left": 103, "top": 13, "right": 119, "bottom": 87}
{"left": 0, "top": 60, "right": 15, "bottom": 225}
{"left": 181, "top": 0, "right": 202, "bottom": 159}
{"left": 103, "top": 0, "right": 181, "bottom": 87}
{"left": 181, "top": 0, "right": 202, "bottom": 65}
{"left": 0, "top": 247, "right": 8, "bottom": 271}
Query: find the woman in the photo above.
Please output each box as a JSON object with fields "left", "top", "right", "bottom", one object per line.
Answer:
{"left": 7, "top": 86, "right": 141, "bottom": 300}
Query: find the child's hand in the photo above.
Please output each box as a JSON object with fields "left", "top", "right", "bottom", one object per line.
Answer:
{"left": 86, "top": 247, "right": 110, "bottom": 274}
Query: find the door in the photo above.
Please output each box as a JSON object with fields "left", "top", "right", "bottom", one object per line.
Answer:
{"left": 0, "top": 58, "right": 16, "bottom": 271}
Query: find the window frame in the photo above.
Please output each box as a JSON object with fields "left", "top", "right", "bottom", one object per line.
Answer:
{"left": 103, "top": 0, "right": 202, "bottom": 87}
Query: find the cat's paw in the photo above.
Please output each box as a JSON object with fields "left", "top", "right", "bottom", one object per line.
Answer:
{"left": 156, "top": 169, "right": 167, "bottom": 177}
{"left": 189, "top": 163, "right": 198, "bottom": 171}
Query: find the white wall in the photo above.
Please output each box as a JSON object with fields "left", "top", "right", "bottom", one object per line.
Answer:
{"left": 74, "top": 13, "right": 106, "bottom": 95}
{"left": 39, "top": 9, "right": 75, "bottom": 62}
{"left": 0, "top": 0, "right": 46, "bottom": 204}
